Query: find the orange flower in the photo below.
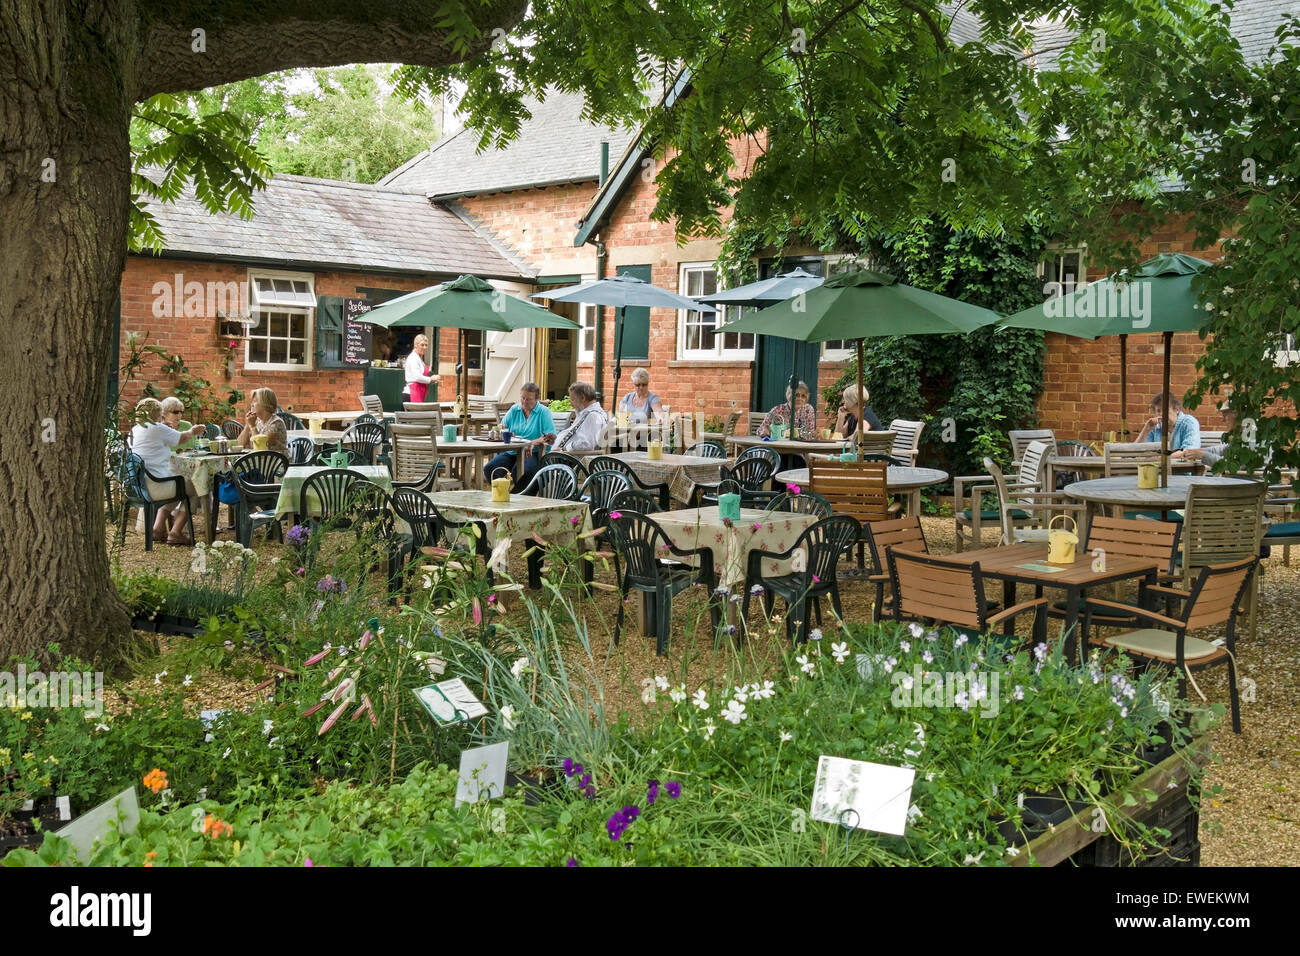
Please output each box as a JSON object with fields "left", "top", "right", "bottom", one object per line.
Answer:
{"left": 142, "top": 769, "right": 168, "bottom": 794}
{"left": 143, "top": 850, "right": 158, "bottom": 867}
{"left": 202, "top": 814, "right": 233, "bottom": 838}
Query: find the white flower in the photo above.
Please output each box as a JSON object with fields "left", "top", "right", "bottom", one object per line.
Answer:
{"left": 721, "top": 699, "right": 748, "bottom": 724}
{"left": 899, "top": 674, "right": 915, "bottom": 691}
{"left": 153, "top": 671, "right": 166, "bottom": 686}
{"left": 222, "top": 747, "right": 232, "bottom": 760}
{"left": 954, "top": 634, "right": 969, "bottom": 649}
{"left": 1222, "top": 286, "right": 1234, "bottom": 294}
{"left": 1033, "top": 643, "right": 1047, "bottom": 662}
{"left": 263, "top": 720, "right": 274, "bottom": 736}
{"left": 751, "top": 680, "right": 776, "bottom": 701}
{"left": 639, "top": 678, "right": 657, "bottom": 704}
{"left": 654, "top": 675, "right": 670, "bottom": 691}
{"left": 732, "top": 684, "right": 749, "bottom": 702}
{"left": 1012, "top": 685, "right": 1025, "bottom": 701}
{"left": 797, "top": 654, "right": 816, "bottom": 675}
{"left": 94, "top": 723, "right": 110, "bottom": 732}
{"left": 908, "top": 622, "right": 924, "bottom": 639}
{"left": 882, "top": 656, "right": 897, "bottom": 674}
{"left": 907, "top": 804, "right": 923, "bottom": 823}
{"left": 1005, "top": 845, "right": 1021, "bottom": 858}
{"left": 182, "top": 674, "right": 192, "bottom": 687}
{"left": 702, "top": 719, "right": 717, "bottom": 739}
{"left": 510, "top": 657, "right": 531, "bottom": 680}
{"left": 899, "top": 640, "right": 910, "bottom": 653}
{"left": 669, "top": 685, "right": 687, "bottom": 703}
{"left": 500, "top": 705, "right": 516, "bottom": 731}
{"left": 809, "top": 628, "right": 823, "bottom": 641}
{"left": 954, "top": 691, "right": 970, "bottom": 711}
{"left": 963, "top": 851, "right": 986, "bottom": 865}
{"left": 691, "top": 689, "right": 709, "bottom": 710}
{"left": 969, "top": 680, "right": 987, "bottom": 703}
{"left": 922, "top": 649, "right": 934, "bottom": 664}
{"left": 830, "top": 642, "right": 850, "bottom": 664}
{"left": 779, "top": 731, "right": 793, "bottom": 743}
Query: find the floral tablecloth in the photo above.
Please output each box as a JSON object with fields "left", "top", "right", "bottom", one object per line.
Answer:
{"left": 170, "top": 452, "right": 240, "bottom": 497}
{"left": 274, "top": 465, "right": 394, "bottom": 519}
{"left": 424, "top": 489, "right": 591, "bottom": 549}
{"left": 651, "top": 507, "right": 818, "bottom": 587}
{"left": 612, "top": 452, "right": 728, "bottom": 505}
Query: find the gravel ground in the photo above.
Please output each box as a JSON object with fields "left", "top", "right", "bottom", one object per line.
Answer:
{"left": 111, "top": 512, "right": 1300, "bottom": 866}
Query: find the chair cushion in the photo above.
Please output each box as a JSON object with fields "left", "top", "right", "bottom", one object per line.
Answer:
{"left": 960, "top": 508, "right": 1029, "bottom": 521}
{"left": 1124, "top": 509, "right": 1184, "bottom": 522}
{"left": 1102, "top": 628, "right": 1221, "bottom": 661}
{"left": 1264, "top": 521, "right": 1300, "bottom": 540}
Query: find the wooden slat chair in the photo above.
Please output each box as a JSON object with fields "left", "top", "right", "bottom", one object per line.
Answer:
{"left": 954, "top": 440, "right": 1051, "bottom": 551}
{"left": 888, "top": 549, "right": 1048, "bottom": 637}
{"left": 746, "top": 411, "right": 767, "bottom": 436}
{"left": 1104, "top": 441, "right": 1160, "bottom": 477}
{"left": 807, "top": 457, "right": 899, "bottom": 567}
{"left": 888, "top": 420, "right": 924, "bottom": 465}
{"left": 1046, "top": 516, "right": 1181, "bottom": 634}
{"left": 1085, "top": 557, "right": 1258, "bottom": 733}
{"left": 394, "top": 409, "right": 443, "bottom": 429}
{"left": 1178, "top": 481, "right": 1266, "bottom": 639}
{"left": 403, "top": 402, "right": 443, "bottom": 412}
{"left": 1200, "top": 430, "right": 1224, "bottom": 446}
{"left": 389, "top": 423, "right": 462, "bottom": 491}
{"left": 851, "top": 430, "right": 898, "bottom": 458}
{"left": 1009, "top": 429, "right": 1057, "bottom": 464}
{"left": 984, "top": 454, "right": 1084, "bottom": 546}
{"left": 720, "top": 410, "right": 742, "bottom": 456}
{"left": 863, "top": 516, "right": 929, "bottom": 622}
{"left": 1263, "top": 483, "right": 1300, "bottom": 565}
{"left": 359, "top": 394, "right": 385, "bottom": 418}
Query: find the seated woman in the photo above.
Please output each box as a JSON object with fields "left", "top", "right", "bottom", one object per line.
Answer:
{"left": 483, "top": 382, "right": 555, "bottom": 490}
{"left": 618, "top": 368, "right": 663, "bottom": 423}
{"left": 237, "top": 387, "right": 289, "bottom": 455}
{"left": 162, "top": 395, "right": 198, "bottom": 450}
{"left": 1173, "top": 401, "right": 1241, "bottom": 467}
{"left": 759, "top": 381, "right": 818, "bottom": 438}
{"left": 551, "top": 381, "right": 608, "bottom": 453}
{"left": 1137, "top": 392, "right": 1200, "bottom": 451}
{"left": 835, "top": 384, "right": 882, "bottom": 439}
{"left": 130, "top": 397, "right": 206, "bottom": 544}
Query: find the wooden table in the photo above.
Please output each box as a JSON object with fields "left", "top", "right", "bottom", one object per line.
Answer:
{"left": 923, "top": 541, "right": 1160, "bottom": 664}
{"left": 1063, "top": 475, "right": 1257, "bottom": 529}
{"left": 775, "top": 465, "right": 949, "bottom": 515}
{"left": 435, "top": 438, "right": 530, "bottom": 490}
{"left": 1044, "top": 454, "right": 1198, "bottom": 491}
{"left": 611, "top": 451, "right": 728, "bottom": 505}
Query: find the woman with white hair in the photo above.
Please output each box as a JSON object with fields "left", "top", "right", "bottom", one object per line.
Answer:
{"left": 835, "top": 384, "right": 882, "bottom": 439}
{"left": 130, "top": 396, "right": 205, "bottom": 544}
{"left": 403, "top": 334, "right": 433, "bottom": 404}
{"left": 759, "top": 381, "right": 817, "bottom": 438}
{"left": 618, "top": 367, "right": 663, "bottom": 423}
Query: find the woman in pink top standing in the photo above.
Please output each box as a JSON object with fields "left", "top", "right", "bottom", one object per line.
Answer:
{"left": 404, "top": 334, "right": 433, "bottom": 403}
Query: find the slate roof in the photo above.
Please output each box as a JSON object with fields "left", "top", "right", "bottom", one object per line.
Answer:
{"left": 377, "top": 90, "right": 637, "bottom": 199}
{"left": 140, "top": 173, "right": 530, "bottom": 279}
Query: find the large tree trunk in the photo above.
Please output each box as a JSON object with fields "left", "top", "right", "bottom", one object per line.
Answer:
{"left": 0, "top": 3, "right": 136, "bottom": 666}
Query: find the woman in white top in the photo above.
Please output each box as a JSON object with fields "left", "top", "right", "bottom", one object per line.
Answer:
{"left": 130, "top": 397, "right": 205, "bottom": 543}
{"left": 551, "top": 382, "right": 608, "bottom": 452}
{"left": 403, "top": 334, "right": 433, "bottom": 403}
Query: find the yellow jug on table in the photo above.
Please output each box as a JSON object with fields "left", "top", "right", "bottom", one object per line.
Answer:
{"left": 491, "top": 467, "right": 512, "bottom": 503}
{"left": 1137, "top": 461, "right": 1159, "bottom": 489}
{"left": 1047, "top": 514, "right": 1079, "bottom": 565}
{"left": 646, "top": 440, "right": 663, "bottom": 461}
{"left": 251, "top": 433, "right": 269, "bottom": 452}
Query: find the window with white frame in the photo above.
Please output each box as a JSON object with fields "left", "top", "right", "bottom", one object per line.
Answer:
{"left": 1276, "top": 333, "right": 1299, "bottom": 367}
{"left": 820, "top": 255, "right": 858, "bottom": 359}
{"left": 1039, "top": 248, "right": 1086, "bottom": 298}
{"left": 246, "top": 271, "right": 315, "bottom": 370}
{"left": 577, "top": 300, "right": 597, "bottom": 363}
{"left": 678, "top": 263, "right": 754, "bottom": 360}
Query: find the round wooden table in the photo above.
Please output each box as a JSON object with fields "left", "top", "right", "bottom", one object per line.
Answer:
{"left": 776, "top": 465, "right": 949, "bottom": 514}
{"left": 1063, "top": 475, "right": 1258, "bottom": 532}
{"left": 1044, "top": 454, "right": 1198, "bottom": 490}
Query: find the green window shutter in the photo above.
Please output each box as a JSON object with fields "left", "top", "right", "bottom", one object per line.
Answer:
{"left": 615, "top": 264, "right": 652, "bottom": 362}
{"left": 316, "top": 296, "right": 347, "bottom": 369}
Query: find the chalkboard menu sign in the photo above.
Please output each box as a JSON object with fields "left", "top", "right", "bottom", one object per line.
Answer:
{"left": 343, "top": 298, "right": 374, "bottom": 365}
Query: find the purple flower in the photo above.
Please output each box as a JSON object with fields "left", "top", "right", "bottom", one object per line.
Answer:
{"left": 563, "top": 758, "right": 575, "bottom": 776}
{"left": 666, "top": 781, "right": 682, "bottom": 799}
{"left": 579, "top": 773, "right": 591, "bottom": 788}
{"left": 582, "top": 784, "right": 596, "bottom": 800}
{"left": 647, "top": 780, "right": 660, "bottom": 806}
{"left": 620, "top": 805, "right": 640, "bottom": 824}
{"left": 285, "top": 524, "right": 311, "bottom": 549}
{"left": 786, "top": 483, "right": 801, "bottom": 495}
{"left": 566, "top": 857, "right": 578, "bottom": 867}
{"left": 316, "top": 575, "right": 346, "bottom": 594}
{"left": 570, "top": 515, "right": 582, "bottom": 525}
{"left": 606, "top": 815, "right": 626, "bottom": 841}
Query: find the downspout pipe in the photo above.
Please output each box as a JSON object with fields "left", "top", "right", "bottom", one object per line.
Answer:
{"left": 591, "top": 140, "right": 611, "bottom": 398}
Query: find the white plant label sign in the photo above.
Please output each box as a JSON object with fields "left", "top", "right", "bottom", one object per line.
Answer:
{"left": 810, "top": 756, "right": 915, "bottom": 836}
{"left": 455, "top": 741, "right": 509, "bottom": 807}
{"left": 54, "top": 787, "right": 140, "bottom": 864}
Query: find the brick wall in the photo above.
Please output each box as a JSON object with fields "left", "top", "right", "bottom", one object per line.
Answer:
{"left": 118, "top": 258, "right": 460, "bottom": 419}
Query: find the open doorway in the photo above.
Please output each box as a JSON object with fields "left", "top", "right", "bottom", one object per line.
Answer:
{"left": 539, "top": 302, "right": 580, "bottom": 400}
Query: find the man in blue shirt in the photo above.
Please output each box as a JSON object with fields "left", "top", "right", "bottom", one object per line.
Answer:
{"left": 1136, "top": 392, "right": 1201, "bottom": 451}
{"left": 484, "top": 382, "right": 555, "bottom": 490}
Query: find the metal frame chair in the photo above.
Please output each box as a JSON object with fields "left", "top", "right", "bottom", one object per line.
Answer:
{"left": 1178, "top": 480, "right": 1266, "bottom": 639}
{"left": 806, "top": 456, "right": 898, "bottom": 567}
{"left": 1086, "top": 557, "right": 1258, "bottom": 733}
{"left": 863, "top": 515, "right": 930, "bottom": 623}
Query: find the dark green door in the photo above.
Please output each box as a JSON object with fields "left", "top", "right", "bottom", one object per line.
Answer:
{"left": 752, "top": 257, "right": 824, "bottom": 412}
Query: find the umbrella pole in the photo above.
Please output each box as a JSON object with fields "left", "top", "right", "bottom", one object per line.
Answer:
{"left": 1160, "top": 331, "right": 1172, "bottom": 487}
{"left": 610, "top": 306, "right": 625, "bottom": 413}
{"left": 461, "top": 331, "right": 470, "bottom": 437}
{"left": 1119, "top": 334, "right": 1128, "bottom": 441}
{"left": 856, "top": 339, "right": 865, "bottom": 456}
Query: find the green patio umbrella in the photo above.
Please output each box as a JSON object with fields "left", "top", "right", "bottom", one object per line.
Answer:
{"left": 1000, "top": 253, "right": 1213, "bottom": 485}
{"left": 715, "top": 269, "right": 1001, "bottom": 454}
{"left": 363, "top": 274, "right": 577, "bottom": 435}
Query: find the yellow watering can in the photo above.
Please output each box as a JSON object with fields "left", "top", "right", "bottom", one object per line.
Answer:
{"left": 1137, "top": 461, "right": 1159, "bottom": 489}
{"left": 1047, "top": 514, "right": 1079, "bottom": 565}
{"left": 491, "top": 467, "right": 512, "bottom": 503}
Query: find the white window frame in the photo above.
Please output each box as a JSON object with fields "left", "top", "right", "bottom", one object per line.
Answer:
{"left": 820, "top": 254, "right": 857, "bottom": 360}
{"left": 677, "top": 262, "right": 755, "bottom": 361}
{"left": 577, "top": 274, "right": 597, "bottom": 363}
{"left": 1276, "top": 333, "right": 1300, "bottom": 368}
{"left": 1038, "top": 246, "right": 1088, "bottom": 299}
{"left": 246, "top": 269, "right": 315, "bottom": 372}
